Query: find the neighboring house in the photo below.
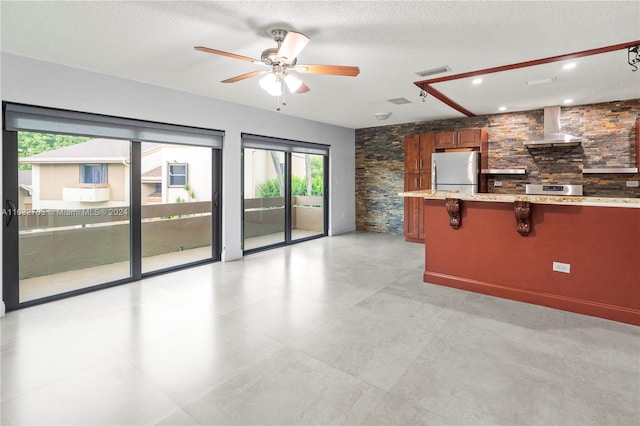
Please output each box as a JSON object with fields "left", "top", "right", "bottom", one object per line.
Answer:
{"left": 19, "top": 138, "right": 212, "bottom": 209}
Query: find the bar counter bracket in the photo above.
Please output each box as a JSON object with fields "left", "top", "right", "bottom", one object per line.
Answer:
{"left": 514, "top": 201, "right": 532, "bottom": 236}
{"left": 445, "top": 198, "right": 461, "bottom": 230}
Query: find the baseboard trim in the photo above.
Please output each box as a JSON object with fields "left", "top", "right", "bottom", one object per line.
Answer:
{"left": 424, "top": 271, "right": 640, "bottom": 326}
{"left": 404, "top": 236, "right": 424, "bottom": 243}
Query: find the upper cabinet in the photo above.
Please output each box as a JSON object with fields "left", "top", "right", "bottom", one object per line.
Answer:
{"left": 637, "top": 117, "right": 640, "bottom": 167}
{"left": 404, "top": 133, "right": 435, "bottom": 174}
{"left": 435, "top": 129, "right": 486, "bottom": 149}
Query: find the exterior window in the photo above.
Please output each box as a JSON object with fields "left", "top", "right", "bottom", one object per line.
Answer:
{"left": 169, "top": 163, "right": 188, "bottom": 187}
{"left": 80, "top": 163, "right": 108, "bottom": 184}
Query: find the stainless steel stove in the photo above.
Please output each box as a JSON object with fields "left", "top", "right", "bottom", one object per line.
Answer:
{"left": 525, "top": 184, "right": 583, "bottom": 196}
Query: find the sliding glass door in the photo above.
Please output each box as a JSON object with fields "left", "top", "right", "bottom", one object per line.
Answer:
{"left": 141, "top": 143, "right": 214, "bottom": 273}
{"left": 3, "top": 103, "right": 223, "bottom": 310}
{"left": 291, "top": 152, "right": 325, "bottom": 243}
{"left": 243, "top": 149, "right": 286, "bottom": 251}
{"left": 242, "top": 135, "right": 328, "bottom": 253}
{"left": 14, "top": 133, "right": 132, "bottom": 302}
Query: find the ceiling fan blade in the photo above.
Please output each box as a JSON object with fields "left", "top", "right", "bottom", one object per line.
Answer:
{"left": 293, "top": 64, "right": 360, "bottom": 77}
{"left": 276, "top": 31, "right": 310, "bottom": 62}
{"left": 194, "top": 46, "right": 261, "bottom": 64}
{"left": 222, "top": 70, "right": 264, "bottom": 83}
{"left": 286, "top": 71, "right": 310, "bottom": 94}
{"left": 296, "top": 82, "right": 310, "bottom": 94}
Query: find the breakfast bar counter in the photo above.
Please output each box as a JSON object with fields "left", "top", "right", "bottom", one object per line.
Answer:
{"left": 399, "top": 190, "right": 640, "bottom": 325}
{"left": 399, "top": 189, "right": 640, "bottom": 208}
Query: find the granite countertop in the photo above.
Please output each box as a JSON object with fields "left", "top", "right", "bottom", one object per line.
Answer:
{"left": 398, "top": 190, "right": 640, "bottom": 208}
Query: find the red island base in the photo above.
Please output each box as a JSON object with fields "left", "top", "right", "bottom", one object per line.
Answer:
{"left": 423, "top": 199, "right": 640, "bottom": 326}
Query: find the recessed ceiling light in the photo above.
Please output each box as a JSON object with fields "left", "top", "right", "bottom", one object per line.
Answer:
{"left": 526, "top": 77, "right": 555, "bottom": 86}
{"left": 562, "top": 63, "right": 576, "bottom": 70}
{"left": 498, "top": 106, "right": 507, "bottom": 111}
{"left": 563, "top": 99, "right": 573, "bottom": 104}
{"left": 472, "top": 78, "right": 483, "bottom": 85}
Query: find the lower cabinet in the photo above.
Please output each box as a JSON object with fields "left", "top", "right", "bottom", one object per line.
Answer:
{"left": 404, "top": 173, "right": 430, "bottom": 242}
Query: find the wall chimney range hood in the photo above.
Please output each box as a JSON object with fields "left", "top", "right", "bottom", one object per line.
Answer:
{"left": 523, "top": 106, "right": 581, "bottom": 148}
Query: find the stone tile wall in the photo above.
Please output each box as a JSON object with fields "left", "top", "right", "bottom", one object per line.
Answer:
{"left": 355, "top": 99, "right": 640, "bottom": 234}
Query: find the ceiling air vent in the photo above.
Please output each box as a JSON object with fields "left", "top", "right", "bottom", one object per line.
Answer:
{"left": 387, "top": 97, "right": 412, "bottom": 105}
{"left": 415, "top": 65, "right": 451, "bottom": 78}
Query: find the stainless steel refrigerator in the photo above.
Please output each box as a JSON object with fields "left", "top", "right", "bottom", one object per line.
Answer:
{"left": 431, "top": 151, "right": 480, "bottom": 194}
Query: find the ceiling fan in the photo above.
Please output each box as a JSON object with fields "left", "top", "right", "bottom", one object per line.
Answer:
{"left": 195, "top": 28, "right": 360, "bottom": 109}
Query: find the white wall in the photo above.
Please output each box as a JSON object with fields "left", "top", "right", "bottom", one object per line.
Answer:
{"left": 0, "top": 52, "right": 356, "bottom": 315}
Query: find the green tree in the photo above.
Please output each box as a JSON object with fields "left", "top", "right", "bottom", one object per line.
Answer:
{"left": 18, "top": 132, "right": 91, "bottom": 170}
{"left": 257, "top": 179, "right": 281, "bottom": 197}
{"left": 311, "top": 176, "right": 323, "bottom": 196}
{"left": 258, "top": 176, "right": 323, "bottom": 197}
{"left": 310, "top": 156, "right": 323, "bottom": 179}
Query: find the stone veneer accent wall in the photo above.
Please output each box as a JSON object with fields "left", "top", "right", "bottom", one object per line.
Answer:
{"left": 355, "top": 99, "right": 640, "bottom": 235}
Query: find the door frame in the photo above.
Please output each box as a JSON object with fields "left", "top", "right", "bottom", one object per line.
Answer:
{"left": 2, "top": 103, "right": 223, "bottom": 311}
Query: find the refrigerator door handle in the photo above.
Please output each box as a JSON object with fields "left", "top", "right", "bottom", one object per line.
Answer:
{"left": 431, "top": 159, "right": 436, "bottom": 190}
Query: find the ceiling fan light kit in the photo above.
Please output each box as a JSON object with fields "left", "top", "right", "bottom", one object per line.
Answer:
{"left": 195, "top": 28, "right": 360, "bottom": 110}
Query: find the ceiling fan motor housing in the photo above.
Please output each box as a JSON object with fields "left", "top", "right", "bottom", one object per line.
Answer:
{"left": 271, "top": 29, "right": 288, "bottom": 44}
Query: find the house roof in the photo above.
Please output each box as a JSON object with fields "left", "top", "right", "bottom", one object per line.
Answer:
{"left": 20, "top": 139, "right": 161, "bottom": 164}
{"left": 142, "top": 165, "right": 162, "bottom": 182}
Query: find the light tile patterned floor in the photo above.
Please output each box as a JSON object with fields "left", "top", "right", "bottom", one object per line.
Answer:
{"left": 1, "top": 232, "right": 639, "bottom": 425}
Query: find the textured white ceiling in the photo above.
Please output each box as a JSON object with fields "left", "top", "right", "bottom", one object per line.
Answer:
{"left": 1, "top": 1, "right": 639, "bottom": 128}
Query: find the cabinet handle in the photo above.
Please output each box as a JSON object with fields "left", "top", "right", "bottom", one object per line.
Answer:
{"left": 420, "top": 159, "right": 423, "bottom": 169}
{"left": 415, "top": 160, "right": 418, "bottom": 169}
{"left": 419, "top": 177, "right": 422, "bottom": 187}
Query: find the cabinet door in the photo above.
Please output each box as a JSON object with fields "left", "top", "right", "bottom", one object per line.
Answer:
{"left": 419, "top": 173, "right": 431, "bottom": 191}
{"left": 435, "top": 131, "right": 456, "bottom": 149}
{"left": 404, "top": 173, "right": 422, "bottom": 240}
{"left": 404, "top": 134, "right": 421, "bottom": 173}
{"left": 404, "top": 173, "right": 421, "bottom": 191}
{"left": 457, "top": 129, "right": 482, "bottom": 148}
{"left": 636, "top": 118, "right": 640, "bottom": 167}
{"left": 419, "top": 133, "right": 436, "bottom": 172}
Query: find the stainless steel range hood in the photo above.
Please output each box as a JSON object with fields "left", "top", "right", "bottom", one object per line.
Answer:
{"left": 523, "top": 106, "right": 581, "bottom": 148}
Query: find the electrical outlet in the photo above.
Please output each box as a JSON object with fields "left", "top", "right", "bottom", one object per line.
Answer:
{"left": 553, "top": 261, "right": 571, "bottom": 274}
{"left": 626, "top": 180, "right": 639, "bottom": 188}
{"left": 494, "top": 181, "right": 503, "bottom": 187}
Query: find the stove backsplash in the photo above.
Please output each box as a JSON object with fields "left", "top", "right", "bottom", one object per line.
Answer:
{"left": 486, "top": 100, "right": 639, "bottom": 198}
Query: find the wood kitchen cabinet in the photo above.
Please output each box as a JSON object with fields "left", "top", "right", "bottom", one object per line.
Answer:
{"left": 637, "top": 118, "right": 640, "bottom": 167}
{"left": 405, "top": 133, "right": 435, "bottom": 173}
{"left": 404, "top": 133, "right": 435, "bottom": 242}
{"left": 435, "top": 129, "right": 486, "bottom": 149}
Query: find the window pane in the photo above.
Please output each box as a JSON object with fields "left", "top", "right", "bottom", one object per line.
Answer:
{"left": 17, "top": 133, "right": 131, "bottom": 302}
{"left": 81, "top": 164, "right": 108, "bottom": 184}
{"left": 291, "top": 153, "right": 325, "bottom": 241}
{"left": 171, "top": 165, "right": 186, "bottom": 175}
{"left": 142, "top": 144, "right": 212, "bottom": 273}
{"left": 243, "top": 149, "right": 285, "bottom": 250}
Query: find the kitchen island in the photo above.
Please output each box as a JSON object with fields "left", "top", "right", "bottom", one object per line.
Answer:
{"left": 399, "top": 190, "right": 640, "bottom": 325}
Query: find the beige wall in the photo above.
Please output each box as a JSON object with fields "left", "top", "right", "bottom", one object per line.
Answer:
{"left": 18, "top": 188, "right": 32, "bottom": 210}
{"left": 108, "top": 163, "right": 126, "bottom": 202}
{"left": 38, "top": 164, "right": 77, "bottom": 200}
